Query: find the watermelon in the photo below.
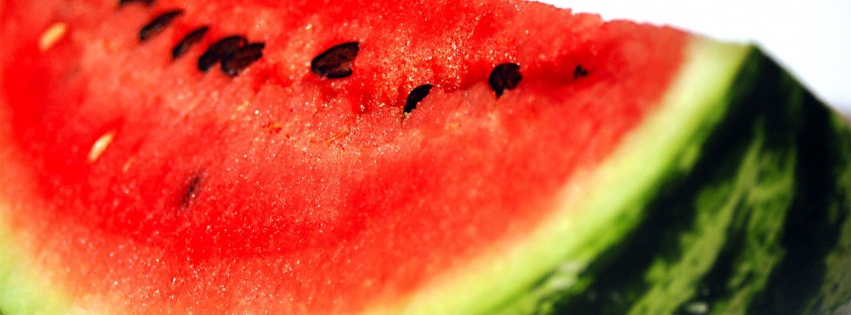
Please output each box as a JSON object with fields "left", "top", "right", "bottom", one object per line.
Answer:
{"left": 0, "top": 0, "right": 849, "bottom": 314}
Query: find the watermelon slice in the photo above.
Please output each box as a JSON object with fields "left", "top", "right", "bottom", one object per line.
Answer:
{"left": 0, "top": 0, "right": 849, "bottom": 314}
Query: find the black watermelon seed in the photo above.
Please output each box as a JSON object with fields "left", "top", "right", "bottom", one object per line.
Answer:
{"left": 172, "top": 26, "right": 209, "bottom": 60}
{"left": 574, "top": 65, "right": 589, "bottom": 79}
{"left": 181, "top": 173, "right": 203, "bottom": 209}
{"left": 221, "top": 43, "right": 266, "bottom": 76}
{"left": 119, "top": 0, "right": 154, "bottom": 7}
{"left": 198, "top": 35, "right": 248, "bottom": 72}
{"left": 404, "top": 84, "right": 433, "bottom": 116}
{"left": 139, "top": 10, "right": 183, "bottom": 42}
{"left": 311, "top": 42, "right": 360, "bottom": 79}
{"left": 489, "top": 63, "right": 522, "bottom": 98}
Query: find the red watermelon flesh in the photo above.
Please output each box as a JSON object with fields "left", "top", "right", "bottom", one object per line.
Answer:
{"left": 0, "top": 0, "right": 692, "bottom": 313}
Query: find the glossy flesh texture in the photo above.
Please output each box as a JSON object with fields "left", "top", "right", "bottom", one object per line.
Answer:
{"left": 0, "top": 0, "right": 688, "bottom": 313}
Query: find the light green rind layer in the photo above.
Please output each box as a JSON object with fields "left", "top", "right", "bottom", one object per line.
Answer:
{"left": 0, "top": 226, "right": 73, "bottom": 315}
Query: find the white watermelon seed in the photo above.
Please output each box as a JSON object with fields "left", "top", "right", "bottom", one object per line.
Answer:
{"left": 88, "top": 131, "right": 116, "bottom": 163}
{"left": 39, "top": 22, "right": 68, "bottom": 52}
{"left": 122, "top": 156, "right": 135, "bottom": 173}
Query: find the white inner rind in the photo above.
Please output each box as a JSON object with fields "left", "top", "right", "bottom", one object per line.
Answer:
{"left": 379, "top": 37, "right": 752, "bottom": 315}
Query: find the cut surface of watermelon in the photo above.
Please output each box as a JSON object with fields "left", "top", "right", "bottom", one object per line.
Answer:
{"left": 0, "top": 0, "right": 849, "bottom": 314}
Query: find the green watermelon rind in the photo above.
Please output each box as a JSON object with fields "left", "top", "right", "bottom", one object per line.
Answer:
{"left": 483, "top": 43, "right": 851, "bottom": 314}
{"left": 538, "top": 56, "right": 846, "bottom": 314}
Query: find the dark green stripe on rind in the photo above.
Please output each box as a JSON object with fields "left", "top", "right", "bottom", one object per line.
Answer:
{"left": 746, "top": 74, "right": 851, "bottom": 315}
{"left": 495, "top": 48, "right": 851, "bottom": 314}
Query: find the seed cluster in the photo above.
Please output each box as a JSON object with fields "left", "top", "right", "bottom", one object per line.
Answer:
{"left": 125, "top": 2, "right": 265, "bottom": 77}
{"left": 122, "top": 0, "right": 590, "bottom": 116}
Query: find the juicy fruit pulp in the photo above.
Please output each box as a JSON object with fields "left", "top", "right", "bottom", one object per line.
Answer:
{"left": 0, "top": 0, "right": 685, "bottom": 311}
{"left": 2, "top": 0, "right": 849, "bottom": 314}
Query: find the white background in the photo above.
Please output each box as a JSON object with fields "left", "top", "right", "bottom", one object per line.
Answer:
{"left": 539, "top": 0, "right": 851, "bottom": 115}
